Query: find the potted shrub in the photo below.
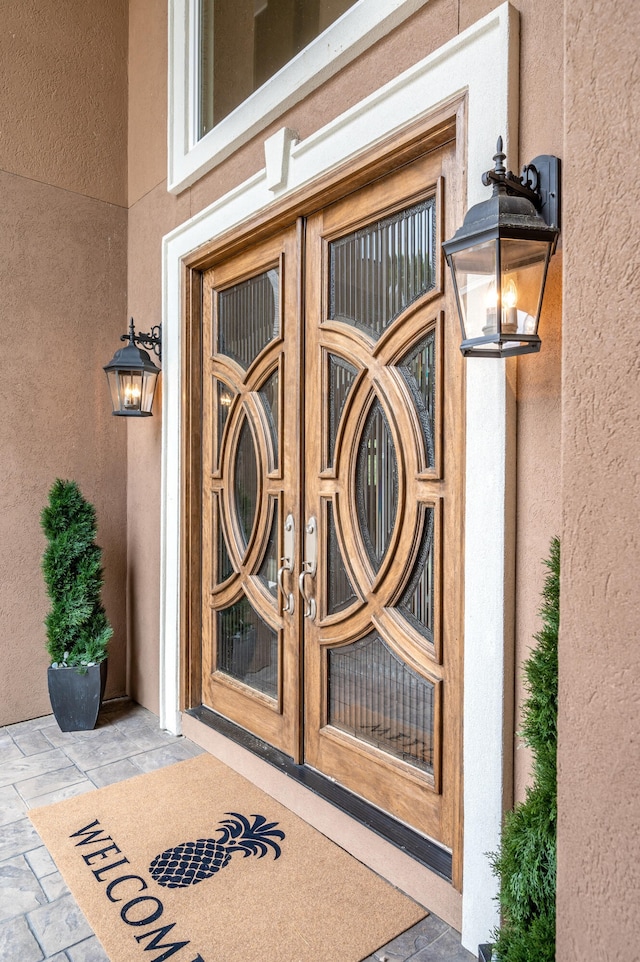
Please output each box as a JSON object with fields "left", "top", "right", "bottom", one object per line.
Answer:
{"left": 41, "top": 479, "right": 113, "bottom": 731}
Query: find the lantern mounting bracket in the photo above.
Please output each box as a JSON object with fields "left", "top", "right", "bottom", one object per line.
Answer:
{"left": 482, "top": 137, "right": 561, "bottom": 231}
{"left": 121, "top": 318, "right": 162, "bottom": 361}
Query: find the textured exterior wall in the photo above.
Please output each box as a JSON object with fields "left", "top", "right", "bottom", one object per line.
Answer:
{"left": 0, "top": 0, "right": 127, "bottom": 207}
{"left": 559, "top": 0, "right": 640, "bottom": 955}
{"left": 128, "top": 0, "right": 167, "bottom": 208}
{"left": 0, "top": 1, "right": 128, "bottom": 725}
{"left": 127, "top": 183, "right": 190, "bottom": 712}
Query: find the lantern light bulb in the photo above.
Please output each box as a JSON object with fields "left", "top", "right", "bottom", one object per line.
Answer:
{"left": 123, "top": 383, "right": 142, "bottom": 409}
{"left": 502, "top": 277, "right": 518, "bottom": 333}
{"left": 502, "top": 278, "right": 518, "bottom": 309}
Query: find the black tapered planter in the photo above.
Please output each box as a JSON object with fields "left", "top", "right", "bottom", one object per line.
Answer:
{"left": 47, "top": 661, "right": 108, "bottom": 732}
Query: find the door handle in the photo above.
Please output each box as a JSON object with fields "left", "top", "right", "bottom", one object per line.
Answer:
{"left": 277, "top": 514, "right": 295, "bottom": 615}
{"left": 299, "top": 516, "right": 317, "bottom": 620}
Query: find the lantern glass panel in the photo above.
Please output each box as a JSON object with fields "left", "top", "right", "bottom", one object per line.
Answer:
{"left": 105, "top": 367, "right": 158, "bottom": 415}
{"left": 499, "top": 238, "right": 551, "bottom": 338}
{"left": 120, "top": 371, "right": 145, "bottom": 412}
{"left": 106, "top": 369, "right": 123, "bottom": 412}
{"left": 139, "top": 370, "right": 159, "bottom": 413}
{"left": 449, "top": 240, "right": 498, "bottom": 346}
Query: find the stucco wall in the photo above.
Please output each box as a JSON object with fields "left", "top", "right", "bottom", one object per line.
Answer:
{"left": 0, "top": 0, "right": 128, "bottom": 207}
{"left": 559, "top": 0, "right": 640, "bottom": 955}
{"left": 0, "top": 0, "right": 128, "bottom": 725}
{"left": 126, "top": 183, "right": 190, "bottom": 713}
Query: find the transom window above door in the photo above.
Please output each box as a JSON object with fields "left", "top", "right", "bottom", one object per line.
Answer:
{"left": 168, "top": 0, "right": 429, "bottom": 192}
{"left": 199, "top": 0, "right": 358, "bottom": 137}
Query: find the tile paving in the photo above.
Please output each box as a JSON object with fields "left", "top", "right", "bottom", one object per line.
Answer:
{"left": 0, "top": 700, "right": 476, "bottom": 961}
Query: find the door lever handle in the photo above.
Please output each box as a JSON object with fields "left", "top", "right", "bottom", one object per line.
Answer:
{"left": 299, "top": 516, "right": 317, "bottom": 620}
{"left": 298, "top": 567, "right": 316, "bottom": 620}
{"left": 278, "top": 562, "right": 294, "bottom": 614}
{"left": 277, "top": 514, "right": 295, "bottom": 615}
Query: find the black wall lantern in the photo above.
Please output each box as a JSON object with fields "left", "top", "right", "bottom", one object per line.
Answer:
{"left": 104, "top": 318, "right": 162, "bottom": 416}
{"left": 443, "top": 138, "right": 560, "bottom": 357}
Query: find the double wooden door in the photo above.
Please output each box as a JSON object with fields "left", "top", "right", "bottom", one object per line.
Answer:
{"left": 200, "top": 146, "right": 463, "bottom": 857}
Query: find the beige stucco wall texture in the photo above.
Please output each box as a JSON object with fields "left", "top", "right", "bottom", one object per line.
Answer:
{"left": 126, "top": 182, "right": 191, "bottom": 712}
{"left": 0, "top": 0, "right": 129, "bottom": 725}
{"left": 559, "top": 0, "right": 640, "bottom": 955}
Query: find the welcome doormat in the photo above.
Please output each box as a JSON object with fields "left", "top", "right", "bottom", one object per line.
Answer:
{"left": 30, "top": 753, "right": 426, "bottom": 962}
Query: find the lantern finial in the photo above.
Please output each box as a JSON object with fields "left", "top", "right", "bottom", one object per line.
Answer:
{"left": 493, "top": 137, "right": 506, "bottom": 176}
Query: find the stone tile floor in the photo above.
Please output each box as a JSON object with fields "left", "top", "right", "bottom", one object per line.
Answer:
{"left": 0, "top": 700, "right": 476, "bottom": 962}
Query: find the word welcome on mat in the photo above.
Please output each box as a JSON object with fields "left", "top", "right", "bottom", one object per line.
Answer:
{"left": 30, "top": 753, "right": 426, "bottom": 962}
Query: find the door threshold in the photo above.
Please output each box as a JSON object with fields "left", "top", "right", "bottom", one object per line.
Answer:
{"left": 187, "top": 704, "right": 452, "bottom": 883}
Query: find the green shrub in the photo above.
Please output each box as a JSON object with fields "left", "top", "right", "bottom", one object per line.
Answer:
{"left": 490, "top": 537, "right": 559, "bottom": 961}
{"left": 41, "top": 479, "right": 112, "bottom": 668}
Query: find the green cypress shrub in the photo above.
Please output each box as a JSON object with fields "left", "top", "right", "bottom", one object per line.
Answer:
{"left": 41, "top": 479, "right": 112, "bottom": 668}
{"left": 490, "top": 537, "right": 559, "bottom": 961}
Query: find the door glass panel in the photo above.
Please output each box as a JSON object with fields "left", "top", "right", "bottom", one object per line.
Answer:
{"left": 356, "top": 399, "right": 398, "bottom": 571}
{"left": 328, "top": 199, "right": 436, "bottom": 340}
{"left": 328, "top": 353, "right": 357, "bottom": 468}
{"left": 216, "top": 496, "right": 234, "bottom": 585}
{"left": 215, "top": 378, "right": 235, "bottom": 465}
{"left": 234, "top": 418, "right": 259, "bottom": 549}
{"left": 217, "top": 597, "right": 278, "bottom": 699}
{"left": 257, "top": 499, "right": 279, "bottom": 598}
{"left": 327, "top": 501, "right": 357, "bottom": 615}
{"left": 398, "top": 332, "right": 436, "bottom": 469}
{"left": 259, "top": 368, "right": 279, "bottom": 469}
{"left": 218, "top": 269, "right": 279, "bottom": 369}
{"left": 397, "top": 508, "right": 434, "bottom": 642}
{"left": 328, "top": 632, "right": 434, "bottom": 773}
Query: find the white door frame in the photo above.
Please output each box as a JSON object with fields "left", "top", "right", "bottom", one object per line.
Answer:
{"left": 160, "top": 4, "right": 519, "bottom": 950}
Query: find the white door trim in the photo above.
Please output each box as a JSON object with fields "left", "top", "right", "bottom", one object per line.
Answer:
{"left": 160, "top": 4, "right": 519, "bottom": 950}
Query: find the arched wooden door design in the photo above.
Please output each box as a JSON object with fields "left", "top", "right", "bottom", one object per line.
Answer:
{"left": 200, "top": 146, "right": 463, "bottom": 856}
{"left": 201, "top": 229, "right": 302, "bottom": 758}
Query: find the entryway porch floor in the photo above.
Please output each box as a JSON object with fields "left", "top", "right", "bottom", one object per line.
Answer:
{"left": 0, "top": 700, "right": 475, "bottom": 962}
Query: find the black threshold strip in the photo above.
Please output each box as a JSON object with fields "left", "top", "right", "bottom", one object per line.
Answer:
{"left": 187, "top": 704, "right": 453, "bottom": 883}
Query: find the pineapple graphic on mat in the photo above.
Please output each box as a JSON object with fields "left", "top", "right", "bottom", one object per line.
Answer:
{"left": 149, "top": 812, "right": 285, "bottom": 889}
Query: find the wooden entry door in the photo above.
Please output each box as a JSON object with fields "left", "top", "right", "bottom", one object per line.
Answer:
{"left": 200, "top": 146, "right": 463, "bottom": 854}
{"left": 201, "top": 227, "right": 303, "bottom": 759}
{"left": 302, "top": 151, "right": 463, "bottom": 848}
